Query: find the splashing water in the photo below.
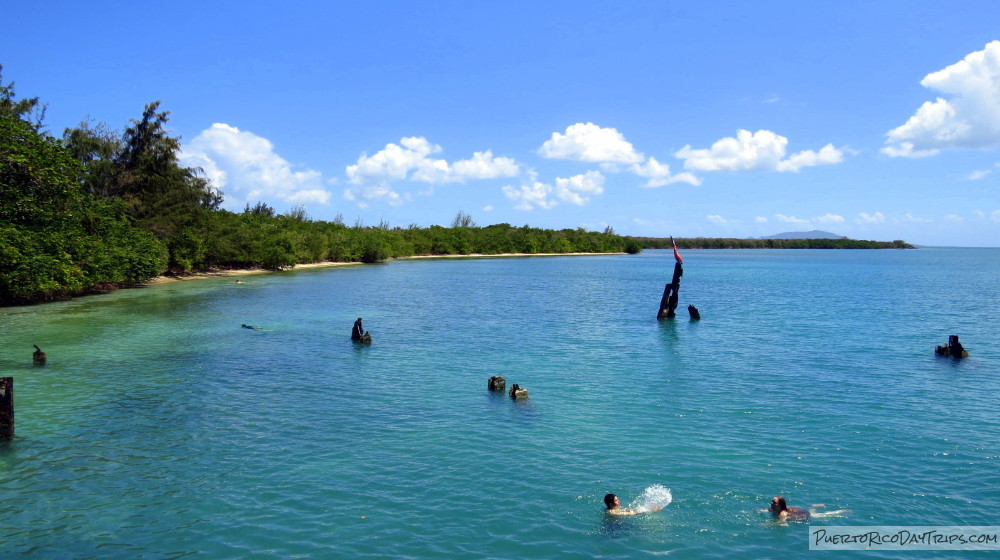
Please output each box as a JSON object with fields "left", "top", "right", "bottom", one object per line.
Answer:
{"left": 630, "top": 484, "right": 672, "bottom": 513}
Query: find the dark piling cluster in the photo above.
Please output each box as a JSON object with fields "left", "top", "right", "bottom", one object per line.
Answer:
{"left": 487, "top": 376, "right": 528, "bottom": 399}
{"left": 935, "top": 335, "right": 969, "bottom": 359}
{"left": 351, "top": 318, "right": 372, "bottom": 345}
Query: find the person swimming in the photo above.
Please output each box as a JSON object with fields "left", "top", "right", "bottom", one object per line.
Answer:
{"left": 768, "top": 496, "right": 810, "bottom": 521}
{"left": 604, "top": 493, "right": 663, "bottom": 516}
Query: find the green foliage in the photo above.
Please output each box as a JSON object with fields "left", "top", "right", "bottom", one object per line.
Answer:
{"left": 631, "top": 236, "right": 915, "bottom": 250}
{"left": 450, "top": 211, "right": 476, "bottom": 228}
{"left": 0, "top": 65, "right": 47, "bottom": 130}
{"left": 62, "top": 101, "right": 223, "bottom": 248}
{"left": 0, "top": 106, "right": 168, "bottom": 304}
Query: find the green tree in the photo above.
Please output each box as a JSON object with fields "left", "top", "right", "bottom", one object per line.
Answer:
{"left": 0, "top": 65, "right": 46, "bottom": 131}
{"left": 1, "top": 95, "right": 167, "bottom": 304}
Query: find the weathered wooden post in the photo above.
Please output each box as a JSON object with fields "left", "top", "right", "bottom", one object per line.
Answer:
{"left": 0, "top": 377, "right": 12, "bottom": 442}
{"left": 509, "top": 384, "right": 528, "bottom": 399}
{"left": 33, "top": 345, "right": 46, "bottom": 366}
{"left": 935, "top": 335, "right": 969, "bottom": 358}
{"left": 657, "top": 238, "right": 684, "bottom": 320}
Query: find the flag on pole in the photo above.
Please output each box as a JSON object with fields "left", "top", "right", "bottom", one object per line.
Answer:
{"left": 671, "top": 237, "right": 683, "bottom": 263}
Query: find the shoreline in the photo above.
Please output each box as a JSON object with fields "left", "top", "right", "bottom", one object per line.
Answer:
{"left": 146, "top": 252, "right": 621, "bottom": 284}
{"left": 145, "top": 261, "right": 363, "bottom": 284}
{"left": 395, "top": 252, "right": 623, "bottom": 260}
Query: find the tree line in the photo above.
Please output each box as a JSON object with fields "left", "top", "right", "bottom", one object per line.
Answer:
{"left": 631, "top": 237, "right": 915, "bottom": 250}
{"left": 0, "top": 67, "right": 639, "bottom": 305}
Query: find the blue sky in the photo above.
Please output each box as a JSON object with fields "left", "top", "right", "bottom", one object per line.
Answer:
{"left": 3, "top": 1, "right": 1000, "bottom": 246}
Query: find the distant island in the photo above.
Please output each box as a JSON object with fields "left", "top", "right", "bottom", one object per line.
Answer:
{"left": 630, "top": 234, "right": 914, "bottom": 250}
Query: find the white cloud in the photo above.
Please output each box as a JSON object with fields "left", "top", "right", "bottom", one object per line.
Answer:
{"left": 707, "top": 214, "right": 728, "bottom": 225}
{"left": 776, "top": 144, "right": 844, "bottom": 172}
{"left": 345, "top": 137, "right": 519, "bottom": 206}
{"left": 554, "top": 171, "right": 605, "bottom": 205}
{"left": 540, "top": 123, "right": 705, "bottom": 188}
{"left": 755, "top": 216, "right": 769, "bottom": 223}
{"left": 776, "top": 213, "right": 809, "bottom": 224}
{"left": 857, "top": 212, "right": 886, "bottom": 224}
{"left": 945, "top": 214, "right": 964, "bottom": 222}
{"left": 814, "top": 213, "right": 845, "bottom": 224}
{"left": 883, "top": 41, "right": 1000, "bottom": 157}
{"left": 180, "top": 123, "right": 331, "bottom": 209}
{"left": 992, "top": 209, "right": 1000, "bottom": 223}
{"left": 967, "top": 169, "right": 992, "bottom": 180}
{"left": 343, "top": 183, "right": 402, "bottom": 208}
{"left": 451, "top": 150, "right": 520, "bottom": 179}
{"left": 502, "top": 171, "right": 557, "bottom": 210}
{"left": 903, "top": 213, "right": 932, "bottom": 223}
{"left": 539, "top": 122, "right": 643, "bottom": 163}
{"left": 675, "top": 129, "right": 844, "bottom": 172}
{"left": 630, "top": 156, "right": 702, "bottom": 187}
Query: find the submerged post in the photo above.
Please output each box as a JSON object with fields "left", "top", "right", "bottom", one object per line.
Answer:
{"left": 935, "top": 335, "right": 969, "bottom": 358}
{"left": 657, "top": 237, "right": 684, "bottom": 320}
{"left": 33, "top": 345, "right": 46, "bottom": 366}
{"left": 509, "top": 384, "right": 528, "bottom": 399}
{"left": 351, "top": 318, "right": 372, "bottom": 344}
{"left": 0, "top": 377, "right": 12, "bottom": 441}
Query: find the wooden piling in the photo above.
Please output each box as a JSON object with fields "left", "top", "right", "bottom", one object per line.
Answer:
{"left": 0, "top": 377, "right": 12, "bottom": 442}
{"left": 657, "top": 261, "right": 683, "bottom": 319}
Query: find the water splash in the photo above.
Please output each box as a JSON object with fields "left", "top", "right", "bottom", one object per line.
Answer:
{"left": 630, "top": 484, "right": 672, "bottom": 513}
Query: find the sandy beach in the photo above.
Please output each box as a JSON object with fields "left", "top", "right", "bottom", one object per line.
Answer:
{"left": 395, "top": 252, "right": 622, "bottom": 260}
{"left": 146, "top": 253, "right": 620, "bottom": 284}
{"left": 146, "top": 261, "right": 362, "bottom": 284}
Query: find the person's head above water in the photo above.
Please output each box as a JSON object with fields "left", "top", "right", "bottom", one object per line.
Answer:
{"left": 769, "top": 495, "right": 810, "bottom": 520}
{"left": 604, "top": 494, "right": 620, "bottom": 509}
{"left": 770, "top": 496, "right": 788, "bottom": 513}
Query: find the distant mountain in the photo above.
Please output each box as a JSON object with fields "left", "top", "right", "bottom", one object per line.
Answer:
{"left": 760, "top": 230, "right": 847, "bottom": 240}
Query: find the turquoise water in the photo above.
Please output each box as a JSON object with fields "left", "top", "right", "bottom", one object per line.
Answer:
{"left": 1, "top": 248, "right": 998, "bottom": 559}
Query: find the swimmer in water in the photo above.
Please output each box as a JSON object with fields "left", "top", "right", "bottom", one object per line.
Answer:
{"left": 768, "top": 496, "right": 809, "bottom": 521}
{"left": 604, "top": 493, "right": 663, "bottom": 516}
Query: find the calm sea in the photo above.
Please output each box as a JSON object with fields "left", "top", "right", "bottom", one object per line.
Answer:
{"left": 1, "top": 248, "right": 998, "bottom": 559}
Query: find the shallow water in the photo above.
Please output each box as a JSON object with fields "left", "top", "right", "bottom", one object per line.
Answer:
{"left": 2, "top": 248, "right": 998, "bottom": 558}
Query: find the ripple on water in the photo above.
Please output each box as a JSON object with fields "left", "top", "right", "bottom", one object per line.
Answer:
{"left": 1, "top": 249, "right": 999, "bottom": 558}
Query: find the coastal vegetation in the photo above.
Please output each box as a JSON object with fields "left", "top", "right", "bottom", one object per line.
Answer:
{"left": 632, "top": 237, "right": 915, "bottom": 250}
